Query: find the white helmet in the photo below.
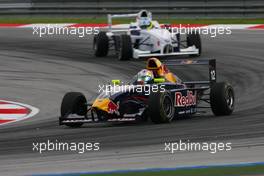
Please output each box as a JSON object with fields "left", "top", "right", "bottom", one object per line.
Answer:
{"left": 137, "top": 10, "right": 152, "bottom": 29}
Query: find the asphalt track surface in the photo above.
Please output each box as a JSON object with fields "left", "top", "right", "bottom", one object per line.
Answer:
{"left": 0, "top": 28, "right": 263, "bottom": 175}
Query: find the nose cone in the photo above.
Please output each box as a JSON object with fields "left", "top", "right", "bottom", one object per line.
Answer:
{"left": 149, "top": 29, "right": 171, "bottom": 42}
{"left": 107, "top": 101, "right": 119, "bottom": 113}
{"left": 92, "top": 98, "right": 110, "bottom": 112}
{"left": 92, "top": 98, "right": 119, "bottom": 113}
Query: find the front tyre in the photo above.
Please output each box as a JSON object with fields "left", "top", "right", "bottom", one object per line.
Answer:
{"left": 210, "top": 82, "right": 235, "bottom": 116}
{"left": 117, "top": 34, "right": 133, "bottom": 61}
{"left": 148, "top": 91, "right": 175, "bottom": 124}
{"left": 60, "top": 92, "right": 87, "bottom": 127}
{"left": 94, "top": 31, "right": 109, "bottom": 57}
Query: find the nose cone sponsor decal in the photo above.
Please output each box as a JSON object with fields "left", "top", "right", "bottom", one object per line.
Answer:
{"left": 0, "top": 100, "right": 39, "bottom": 126}
{"left": 107, "top": 101, "right": 119, "bottom": 114}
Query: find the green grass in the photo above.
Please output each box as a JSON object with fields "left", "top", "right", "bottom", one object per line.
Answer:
{"left": 79, "top": 165, "right": 264, "bottom": 176}
{"left": 0, "top": 17, "right": 263, "bottom": 24}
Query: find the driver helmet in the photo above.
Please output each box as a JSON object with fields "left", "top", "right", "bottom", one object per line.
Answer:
{"left": 136, "top": 69, "right": 154, "bottom": 84}
{"left": 138, "top": 10, "right": 152, "bottom": 29}
{"left": 139, "top": 17, "right": 151, "bottom": 29}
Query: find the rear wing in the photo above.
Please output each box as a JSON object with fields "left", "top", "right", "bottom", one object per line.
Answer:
{"left": 107, "top": 13, "right": 138, "bottom": 31}
{"left": 164, "top": 59, "right": 216, "bottom": 84}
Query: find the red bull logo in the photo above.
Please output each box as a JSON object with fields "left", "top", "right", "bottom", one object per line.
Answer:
{"left": 175, "top": 91, "right": 196, "bottom": 107}
{"left": 107, "top": 101, "right": 119, "bottom": 114}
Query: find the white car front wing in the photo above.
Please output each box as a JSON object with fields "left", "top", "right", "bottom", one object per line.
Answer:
{"left": 133, "top": 46, "right": 199, "bottom": 59}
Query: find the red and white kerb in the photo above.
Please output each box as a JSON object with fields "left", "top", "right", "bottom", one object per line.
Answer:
{"left": 0, "top": 100, "right": 39, "bottom": 126}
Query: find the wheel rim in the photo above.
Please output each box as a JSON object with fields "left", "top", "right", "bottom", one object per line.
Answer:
{"left": 163, "top": 95, "right": 173, "bottom": 120}
{"left": 226, "top": 88, "right": 234, "bottom": 109}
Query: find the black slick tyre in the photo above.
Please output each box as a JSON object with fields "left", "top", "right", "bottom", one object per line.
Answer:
{"left": 148, "top": 91, "right": 175, "bottom": 124}
{"left": 60, "top": 92, "right": 87, "bottom": 127}
{"left": 210, "top": 82, "right": 235, "bottom": 116}
{"left": 118, "top": 34, "right": 133, "bottom": 60}
{"left": 94, "top": 32, "right": 109, "bottom": 57}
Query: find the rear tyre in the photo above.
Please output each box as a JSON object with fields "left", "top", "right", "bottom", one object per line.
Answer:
{"left": 60, "top": 92, "right": 87, "bottom": 127}
{"left": 148, "top": 91, "right": 175, "bottom": 124}
{"left": 210, "top": 82, "right": 235, "bottom": 116}
{"left": 187, "top": 32, "right": 201, "bottom": 57}
{"left": 94, "top": 31, "right": 109, "bottom": 57}
{"left": 117, "top": 34, "right": 133, "bottom": 60}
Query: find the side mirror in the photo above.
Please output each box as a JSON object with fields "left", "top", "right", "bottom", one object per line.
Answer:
{"left": 154, "top": 78, "right": 165, "bottom": 83}
{"left": 112, "top": 79, "right": 121, "bottom": 85}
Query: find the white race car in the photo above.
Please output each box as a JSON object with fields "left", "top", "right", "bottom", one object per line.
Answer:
{"left": 93, "top": 10, "right": 201, "bottom": 60}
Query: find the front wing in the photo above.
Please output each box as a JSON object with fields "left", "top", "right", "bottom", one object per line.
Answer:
{"left": 133, "top": 46, "right": 199, "bottom": 59}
